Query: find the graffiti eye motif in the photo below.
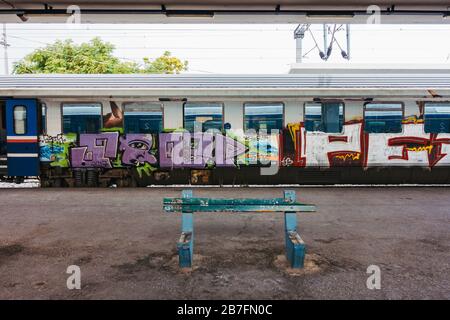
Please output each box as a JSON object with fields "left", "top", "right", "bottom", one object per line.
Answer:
{"left": 129, "top": 140, "right": 149, "bottom": 150}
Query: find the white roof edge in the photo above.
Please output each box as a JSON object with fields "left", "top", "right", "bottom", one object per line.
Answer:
{"left": 289, "top": 63, "right": 450, "bottom": 74}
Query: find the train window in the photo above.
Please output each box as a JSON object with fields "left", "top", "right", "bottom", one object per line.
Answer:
{"left": 62, "top": 103, "right": 102, "bottom": 134}
{"left": 424, "top": 103, "right": 450, "bottom": 133}
{"left": 305, "top": 102, "right": 344, "bottom": 133}
{"left": 124, "top": 102, "right": 163, "bottom": 134}
{"left": 184, "top": 102, "right": 223, "bottom": 132}
{"left": 40, "top": 103, "right": 47, "bottom": 134}
{"left": 244, "top": 102, "right": 283, "bottom": 132}
{"left": 364, "top": 103, "right": 403, "bottom": 133}
{"left": 13, "top": 106, "right": 27, "bottom": 135}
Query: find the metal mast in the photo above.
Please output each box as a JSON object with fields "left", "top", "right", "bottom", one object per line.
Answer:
{"left": 293, "top": 24, "right": 309, "bottom": 63}
{"left": 0, "top": 24, "right": 10, "bottom": 74}
{"left": 345, "top": 24, "right": 351, "bottom": 60}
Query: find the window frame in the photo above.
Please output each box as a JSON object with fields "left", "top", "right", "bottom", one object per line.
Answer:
{"left": 363, "top": 101, "right": 405, "bottom": 134}
{"left": 303, "top": 100, "right": 345, "bottom": 134}
{"left": 60, "top": 102, "right": 103, "bottom": 134}
{"left": 422, "top": 101, "right": 450, "bottom": 134}
{"left": 183, "top": 101, "right": 225, "bottom": 132}
{"left": 122, "top": 101, "right": 164, "bottom": 134}
{"left": 243, "top": 101, "right": 285, "bottom": 132}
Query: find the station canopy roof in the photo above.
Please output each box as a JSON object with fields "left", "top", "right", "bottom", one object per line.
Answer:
{"left": 1, "top": 1, "right": 449, "bottom": 23}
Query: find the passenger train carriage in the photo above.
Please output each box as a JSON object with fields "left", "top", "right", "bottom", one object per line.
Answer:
{"left": 1, "top": 67, "right": 450, "bottom": 186}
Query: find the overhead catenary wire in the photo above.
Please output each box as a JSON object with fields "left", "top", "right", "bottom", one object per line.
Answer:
{"left": 2, "top": 24, "right": 450, "bottom": 74}
{"left": 4, "top": 25, "right": 450, "bottom": 32}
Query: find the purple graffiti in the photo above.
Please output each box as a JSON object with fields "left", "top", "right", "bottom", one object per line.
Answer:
{"left": 159, "top": 133, "right": 183, "bottom": 168}
{"left": 216, "top": 134, "right": 247, "bottom": 166}
{"left": 159, "top": 132, "right": 246, "bottom": 168}
{"left": 119, "top": 134, "right": 157, "bottom": 166}
{"left": 71, "top": 132, "right": 119, "bottom": 168}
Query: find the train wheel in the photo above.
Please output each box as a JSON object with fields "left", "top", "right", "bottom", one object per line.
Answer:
{"left": 86, "top": 170, "right": 99, "bottom": 187}
{"left": 14, "top": 176, "right": 24, "bottom": 184}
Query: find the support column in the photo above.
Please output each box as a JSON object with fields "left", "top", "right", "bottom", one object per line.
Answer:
{"left": 177, "top": 189, "right": 194, "bottom": 268}
{"left": 283, "top": 190, "right": 305, "bottom": 268}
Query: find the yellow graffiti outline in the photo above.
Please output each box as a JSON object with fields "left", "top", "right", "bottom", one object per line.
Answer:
{"left": 406, "top": 145, "right": 433, "bottom": 154}
{"left": 287, "top": 123, "right": 301, "bottom": 147}
{"left": 335, "top": 153, "right": 361, "bottom": 161}
{"left": 402, "top": 116, "right": 424, "bottom": 124}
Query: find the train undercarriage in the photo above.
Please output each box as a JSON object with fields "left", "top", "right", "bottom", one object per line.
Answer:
{"left": 37, "top": 166, "right": 450, "bottom": 187}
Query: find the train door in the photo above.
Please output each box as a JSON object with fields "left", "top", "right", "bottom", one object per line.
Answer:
{"left": 0, "top": 100, "right": 6, "bottom": 175}
{"left": 5, "top": 99, "right": 40, "bottom": 176}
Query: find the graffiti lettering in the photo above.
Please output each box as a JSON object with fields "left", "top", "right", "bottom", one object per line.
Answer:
{"left": 405, "top": 146, "right": 433, "bottom": 153}
{"left": 71, "top": 132, "right": 119, "bottom": 168}
{"left": 159, "top": 132, "right": 246, "bottom": 168}
{"left": 334, "top": 152, "right": 361, "bottom": 161}
{"left": 119, "top": 134, "right": 157, "bottom": 166}
{"left": 388, "top": 133, "right": 450, "bottom": 166}
{"left": 39, "top": 122, "right": 450, "bottom": 178}
{"left": 288, "top": 121, "right": 449, "bottom": 168}
{"left": 39, "top": 133, "right": 76, "bottom": 167}
{"left": 303, "top": 122, "right": 364, "bottom": 167}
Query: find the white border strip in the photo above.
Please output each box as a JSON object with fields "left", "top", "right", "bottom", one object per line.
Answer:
{"left": 6, "top": 136, "right": 37, "bottom": 140}
{"left": 7, "top": 153, "right": 39, "bottom": 158}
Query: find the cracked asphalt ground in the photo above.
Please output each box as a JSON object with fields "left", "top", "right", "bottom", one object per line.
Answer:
{"left": 0, "top": 187, "right": 449, "bottom": 299}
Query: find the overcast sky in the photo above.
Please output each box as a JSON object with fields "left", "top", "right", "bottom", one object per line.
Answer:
{"left": 1, "top": 24, "right": 450, "bottom": 74}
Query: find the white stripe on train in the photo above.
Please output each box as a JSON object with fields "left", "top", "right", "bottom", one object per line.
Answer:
{"left": 7, "top": 153, "right": 39, "bottom": 158}
{"left": 6, "top": 136, "right": 38, "bottom": 140}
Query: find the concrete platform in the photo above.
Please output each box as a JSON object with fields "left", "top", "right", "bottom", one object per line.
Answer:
{"left": 0, "top": 187, "right": 448, "bottom": 299}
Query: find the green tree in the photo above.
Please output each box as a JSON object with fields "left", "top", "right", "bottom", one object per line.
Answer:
{"left": 142, "top": 51, "right": 188, "bottom": 74}
{"left": 13, "top": 38, "right": 187, "bottom": 74}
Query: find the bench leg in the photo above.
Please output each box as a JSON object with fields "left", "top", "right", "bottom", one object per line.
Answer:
{"left": 177, "top": 190, "right": 194, "bottom": 268}
{"left": 178, "top": 213, "right": 194, "bottom": 268}
{"left": 284, "top": 211, "right": 305, "bottom": 269}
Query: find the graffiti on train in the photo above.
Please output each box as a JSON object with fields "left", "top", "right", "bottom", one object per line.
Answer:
{"left": 159, "top": 132, "right": 246, "bottom": 168}
{"left": 39, "top": 133, "right": 77, "bottom": 168}
{"left": 39, "top": 121, "right": 450, "bottom": 173}
{"left": 119, "top": 134, "right": 158, "bottom": 166}
{"left": 39, "top": 131, "right": 281, "bottom": 173}
{"left": 283, "top": 119, "right": 450, "bottom": 168}
{"left": 71, "top": 132, "right": 121, "bottom": 168}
